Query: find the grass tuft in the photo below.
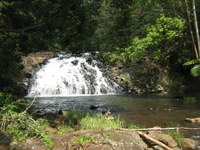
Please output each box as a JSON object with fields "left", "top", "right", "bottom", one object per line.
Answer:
{"left": 80, "top": 113, "right": 123, "bottom": 130}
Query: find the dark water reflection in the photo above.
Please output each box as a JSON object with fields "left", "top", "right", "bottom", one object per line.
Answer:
{"left": 32, "top": 95, "right": 200, "bottom": 140}
{"left": 33, "top": 95, "right": 200, "bottom": 128}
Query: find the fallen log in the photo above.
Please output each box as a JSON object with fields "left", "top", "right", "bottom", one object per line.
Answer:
{"left": 138, "top": 131, "right": 173, "bottom": 150}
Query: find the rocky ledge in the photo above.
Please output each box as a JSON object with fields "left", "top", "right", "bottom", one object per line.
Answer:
{"left": 3, "top": 128, "right": 198, "bottom": 150}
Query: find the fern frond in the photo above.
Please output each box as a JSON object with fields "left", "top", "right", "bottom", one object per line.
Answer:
{"left": 183, "top": 59, "right": 200, "bottom": 66}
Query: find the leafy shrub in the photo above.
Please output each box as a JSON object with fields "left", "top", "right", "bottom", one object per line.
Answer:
{"left": 183, "top": 59, "right": 200, "bottom": 77}
{"left": 184, "top": 96, "right": 197, "bottom": 104}
{"left": 0, "top": 92, "right": 53, "bottom": 149}
{"left": 109, "top": 14, "right": 185, "bottom": 65}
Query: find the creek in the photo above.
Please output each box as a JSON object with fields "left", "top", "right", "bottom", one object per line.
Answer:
{"left": 27, "top": 53, "right": 200, "bottom": 142}
{"left": 31, "top": 95, "right": 200, "bottom": 142}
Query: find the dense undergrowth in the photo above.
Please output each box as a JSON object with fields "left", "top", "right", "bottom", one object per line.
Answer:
{"left": 0, "top": 92, "right": 54, "bottom": 149}
{"left": 0, "top": 91, "right": 125, "bottom": 149}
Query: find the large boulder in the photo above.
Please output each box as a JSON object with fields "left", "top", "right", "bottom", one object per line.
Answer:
{"left": 108, "top": 59, "right": 170, "bottom": 94}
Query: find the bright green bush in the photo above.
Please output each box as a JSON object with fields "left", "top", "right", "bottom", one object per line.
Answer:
{"left": 109, "top": 14, "right": 185, "bottom": 65}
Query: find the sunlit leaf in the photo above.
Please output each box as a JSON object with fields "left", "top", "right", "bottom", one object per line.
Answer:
{"left": 183, "top": 59, "right": 200, "bottom": 66}
{"left": 191, "top": 64, "right": 200, "bottom": 77}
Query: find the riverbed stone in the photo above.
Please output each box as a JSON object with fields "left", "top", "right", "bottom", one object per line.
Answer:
{"left": 185, "top": 117, "right": 200, "bottom": 123}
{"left": 148, "top": 130, "right": 179, "bottom": 149}
{"left": 182, "top": 138, "right": 199, "bottom": 150}
{"left": 11, "top": 138, "right": 48, "bottom": 150}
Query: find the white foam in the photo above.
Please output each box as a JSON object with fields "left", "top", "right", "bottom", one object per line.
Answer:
{"left": 28, "top": 54, "right": 121, "bottom": 97}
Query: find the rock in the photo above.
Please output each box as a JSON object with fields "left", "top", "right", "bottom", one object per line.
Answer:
{"left": 106, "top": 131, "right": 148, "bottom": 150}
{"left": 71, "top": 60, "right": 78, "bottom": 65}
{"left": 22, "top": 51, "right": 56, "bottom": 73}
{"left": 185, "top": 117, "right": 200, "bottom": 123}
{"left": 89, "top": 105, "right": 99, "bottom": 110}
{"left": 11, "top": 138, "right": 48, "bottom": 150}
{"left": 182, "top": 138, "right": 199, "bottom": 150}
{"left": 51, "top": 130, "right": 148, "bottom": 150}
{"left": 148, "top": 130, "right": 179, "bottom": 149}
{"left": 11, "top": 128, "right": 183, "bottom": 150}
{"left": 0, "top": 130, "right": 10, "bottom": 150}
{"left": 85, "top": 143, "right": 113, "bottom": 150}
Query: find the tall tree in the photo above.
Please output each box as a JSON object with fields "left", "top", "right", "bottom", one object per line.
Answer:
{"left": 192, "top": 0, "right": 200, "bottom": 59}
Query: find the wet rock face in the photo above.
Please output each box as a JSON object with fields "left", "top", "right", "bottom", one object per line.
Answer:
{"left": 20, "top": 52, "right": 57, "bottom": 95}
{"left": 108, "top": 59, "right": 170, "bottom": 94}
{"left": 22, "top": 51, "right": 57, "bottom": 74}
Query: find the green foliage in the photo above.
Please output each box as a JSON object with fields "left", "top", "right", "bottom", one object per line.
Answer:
{"left": 56, "top": 125, "right": 72, "bottom": 135}
{"left": 80, "top": 113, "right": 123, "bottom": 130}
{"left": 64, "top": 109, "right": 86, "bottom": 128}
{"left": 110, "top": 14, "right": 185, "bottom": 65}
{"left": 164, "top": 130, "right": 184, "bottom": 148}
{"left": 0, "top": 92, "right": 53, "bottom": 149}
{"left": 146, "top": 14, "right": 185, "bottom": 43}
{"left": 184, "top": 59, "right": 200, "bottom": 77}
{"left": 0, "top": 92, "right": 29, "bottom": 113}
{"left": 183, "top": 59, "right": 200, "bottom": 66}
{"left": 191, "top": 65, "right": 200, "bottom": 77}
{"left": 127, "top": 123, "right": 140, "bottom": 129}
{"left": 74, "top": 135, "right": 94, "bottom": 145}
{"left": 0, "top": 0, "right": 102, "bottom": 89}
{"left": 184, "top": 96, "right": 197, "bottom": 104}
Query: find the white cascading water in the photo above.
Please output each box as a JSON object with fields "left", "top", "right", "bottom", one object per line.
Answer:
{"left": 28, "top": 53, "right": 121, "bottom": 97}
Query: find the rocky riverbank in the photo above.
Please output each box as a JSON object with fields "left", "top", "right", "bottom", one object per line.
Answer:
{"left": 1, "top": 127, "right": 199, "bottom": 150}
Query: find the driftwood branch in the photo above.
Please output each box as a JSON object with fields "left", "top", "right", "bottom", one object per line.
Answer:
{"left": 117, "top": 127, "right": 200, "bottom": 131}
{"left": 20, "top": 97, "right": 36, "bottom": 115}
{"left": 138, "top": 131, "right": 173, "bottom": 150}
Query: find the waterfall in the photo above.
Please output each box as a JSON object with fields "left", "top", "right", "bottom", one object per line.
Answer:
{"left": 27, "top": 53, "right": 121, "bottom": 97}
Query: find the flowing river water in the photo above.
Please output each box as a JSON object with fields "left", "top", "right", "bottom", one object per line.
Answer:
{"left": 33, "top": 95, "right": 200, "bottom": 127}
{"left": 31, "top": 95, "right": 200, "bottom": 141}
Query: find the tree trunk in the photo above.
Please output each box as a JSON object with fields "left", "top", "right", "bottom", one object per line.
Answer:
{"left": 193, "top": 0, "right": 200, "bottom": 59}
{"left": 185, "top": 0, "right": 199, "bottom": 59}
